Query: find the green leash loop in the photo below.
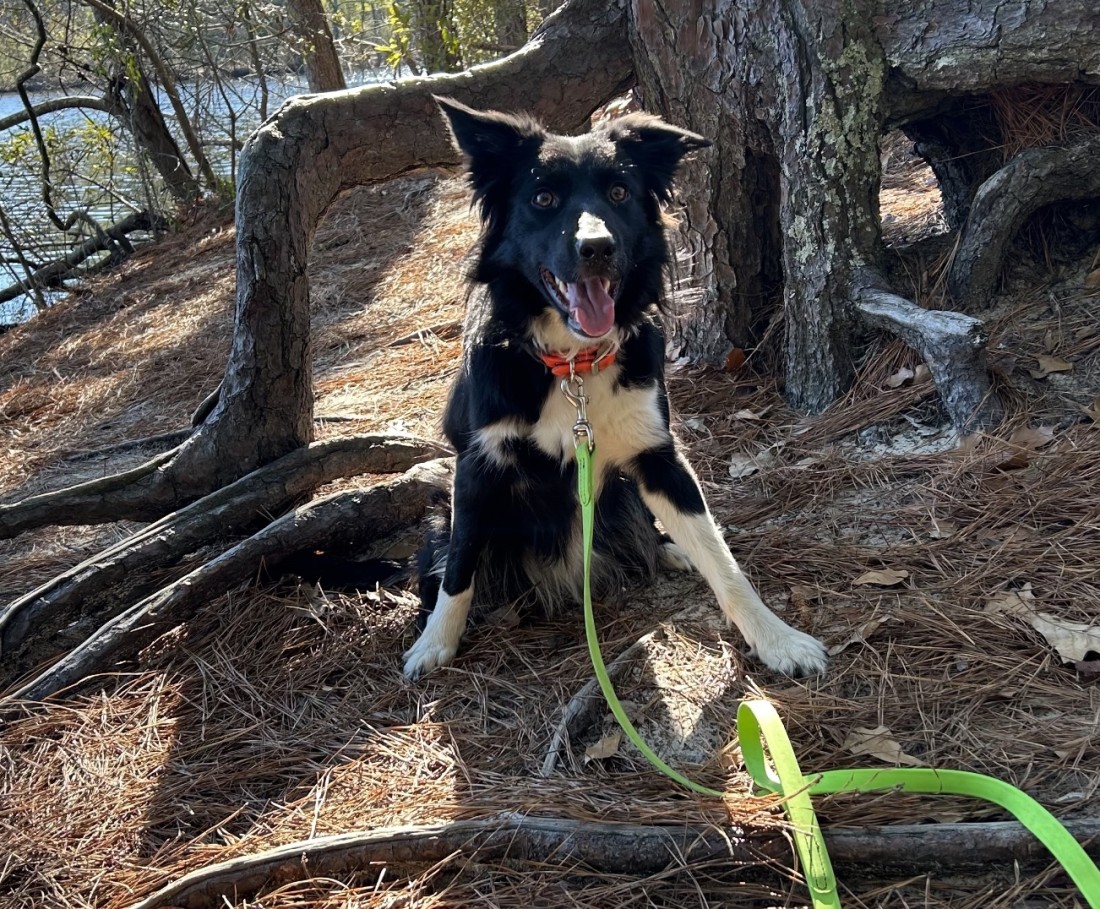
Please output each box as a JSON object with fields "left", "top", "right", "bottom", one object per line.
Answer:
{"left": 573, "top": 439, "right": 1100, "bottom": 909}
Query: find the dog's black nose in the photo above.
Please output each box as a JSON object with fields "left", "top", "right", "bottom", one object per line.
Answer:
{"left": 577, "top": 235, "right": 616, "bottom": 260}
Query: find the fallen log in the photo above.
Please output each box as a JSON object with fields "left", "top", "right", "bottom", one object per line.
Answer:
{"left": 0, "top": 210, "right": 166, "bottom": 306}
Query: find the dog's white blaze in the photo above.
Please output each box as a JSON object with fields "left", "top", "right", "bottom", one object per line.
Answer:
{"left": 576, "top": 211, "right": 610, "bottom": 242}
{"left": 640, "top": 487, "right": 828, "bottom": 676}
{"left": 532, "top": 368, "right": 668, "bottom": 492}
{"left": 403, "top": 585, "right": 472, "bottom": 677}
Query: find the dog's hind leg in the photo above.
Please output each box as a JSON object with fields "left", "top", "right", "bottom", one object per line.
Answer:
{"left": 630, "top": 443, "right": 827, "bottom": 676}
{"left": 658, "top": 537, "right": 694, "bottom": 572}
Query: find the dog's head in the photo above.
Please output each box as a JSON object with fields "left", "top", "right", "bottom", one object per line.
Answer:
{"left": 436, "top": 97, "right": 710, "bottom": 343}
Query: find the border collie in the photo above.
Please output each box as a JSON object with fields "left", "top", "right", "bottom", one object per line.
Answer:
{"left": 403, "top": 98, "right": 827, "bottom": 678}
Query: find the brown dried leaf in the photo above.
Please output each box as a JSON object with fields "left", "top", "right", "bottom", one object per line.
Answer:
{"left": 853, "top": 568, "right": 909, "bottom": 587}
{"left": 584, "top": 731, "right": 622, "bottom": 761}
{"left": 1029, "top": 354, "right": 1073, "bottom": 379}
{"left": 843, "top": 725, "right": 923, "bottom": 766}
{"left": 985, "top": 584, "right": 1100, "bottom": 663}
{"left": 1084, "top": 267, "right": 1100, "bottom": 287}
{"left": 997, "top": 425, "right": 1055, "bottom": 469}
{"left": 827, "top": 615, "right": 895, "bottom": 656}
{"left": 1080, "top": 396, "right": 1100, "bottom": 423}
{"left": 728, "top": 446, "right": 778, "bottom": 479}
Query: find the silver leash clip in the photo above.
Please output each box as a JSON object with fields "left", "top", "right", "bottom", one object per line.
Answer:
{"left": 560, "top": 363, "right": 595, "bottom": 451}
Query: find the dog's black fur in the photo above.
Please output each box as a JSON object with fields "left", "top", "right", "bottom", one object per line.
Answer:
{"left": 401, "top": 98, "right": 827, "bottom": 678}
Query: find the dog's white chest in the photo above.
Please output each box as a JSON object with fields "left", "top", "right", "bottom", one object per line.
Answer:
{"left": 531, "top": 368, "right": 668, "bottom": 479}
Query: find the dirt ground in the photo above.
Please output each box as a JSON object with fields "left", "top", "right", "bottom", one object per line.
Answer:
{"left": 1, "top": 137, "right": 1099, "bottom": 908}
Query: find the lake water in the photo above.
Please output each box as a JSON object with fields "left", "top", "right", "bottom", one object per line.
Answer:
{"left": 0, "top": 73, "right": 380, "bottom": 324}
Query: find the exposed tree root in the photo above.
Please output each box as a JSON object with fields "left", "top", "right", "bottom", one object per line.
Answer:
{"left": 125, "top": 815, "right": 783, "bottom": 909}
{"left": 122, "top": 813, "right": 1100, "bottom": 909}
{"left": 540, "top": 627, "right": 661, "bottom": 777}
{"left": 0, "top": 435, "right": 447, "bottom": 662}
{"left": 949, "top": 134, "right": 1100, "bottom": 307}
{"left": 3, "top": 458, "right": 452, "bottom": 704}
{"left": 0, "top": 447, "right": 182, "bottom": 539}
{"left": 853, "top": 268, "right": 1002, "bottom": 431}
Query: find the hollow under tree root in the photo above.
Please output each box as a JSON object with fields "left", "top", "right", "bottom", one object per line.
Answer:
{"left": 949, "top": 133, "right": 1100, "bottom": 307}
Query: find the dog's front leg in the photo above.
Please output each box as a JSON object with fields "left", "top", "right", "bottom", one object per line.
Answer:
{"left": 630, "top": 443, "right": 827, "bottom": 676}
{"left": 403, "top": 455, "right": 485, "bottom": 678}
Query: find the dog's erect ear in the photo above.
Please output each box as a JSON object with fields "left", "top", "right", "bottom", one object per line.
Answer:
{"left": 435, "top": 96, "right": 542, "bottom": 160}
{"left": 604, "top": 113, "right": 711, "bottom": 202}
{"left": 435, "top": 96, "right": 543, "bottom": 209}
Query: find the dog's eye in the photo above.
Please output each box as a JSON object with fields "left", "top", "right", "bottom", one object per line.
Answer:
{"left": 532, "top": 189, "right": 556, "bottom": 209}
{"left": 608, "top": 183, "right": 630, "bottom": 203}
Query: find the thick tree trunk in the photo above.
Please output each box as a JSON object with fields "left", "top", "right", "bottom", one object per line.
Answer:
{"left": 629, "top": 0, "right": 1100, "bottom": 413}
{"left": 286, "top": 0, "right": 347, "bottom": 92}
{"left": 630, "top": 0, "right": 883, "bottom": 410}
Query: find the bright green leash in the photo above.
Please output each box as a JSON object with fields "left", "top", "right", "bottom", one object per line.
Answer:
{"left": 570, "top": 423, "right": 1100, "bottom": 908}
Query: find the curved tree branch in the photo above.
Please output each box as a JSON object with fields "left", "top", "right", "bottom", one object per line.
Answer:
{"left": 949, "top": 134, "right": 1100, "bottom": 307}
{"left": 0, "top": 95, "right": 112, "bottom": 133}
{"left": 853, "top": 268, "right": 1001, "bottom": 431}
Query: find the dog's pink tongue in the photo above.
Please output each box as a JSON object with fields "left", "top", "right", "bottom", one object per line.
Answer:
{"left": 567, "top": 278, "right": 616, "bottom": 337}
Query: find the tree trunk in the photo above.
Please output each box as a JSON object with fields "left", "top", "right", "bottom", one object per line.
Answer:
{"left": 407, "top": 0, "right": 463, "bottom": 73}
{"left": 630, "top": 0, "right": 882, "bottom": 410}
{"left": 628, "top": 0, "right": 1100, "bottom": 413}
{"left": 491, "top": 0, "right": 527, "bottom": 50}
{"left": 103, "top": 75, "right": 200, "bottom": 203}
{"left": 286, "top": 0, "right": 347, "bottom": 92}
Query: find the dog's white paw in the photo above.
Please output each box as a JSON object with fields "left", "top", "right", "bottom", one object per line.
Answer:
{"left": 746, "top": 624, "right": 828, "bottom": 677}
{"left": 659, "top": 541, "right": 694, "bottom": 573}
{"left": 403, "top": 627, "right": 460, "bottom": 678}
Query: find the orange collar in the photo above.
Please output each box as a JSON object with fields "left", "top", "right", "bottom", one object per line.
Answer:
{"left": 538, "top": 347, "right": 617, "bottom": 378}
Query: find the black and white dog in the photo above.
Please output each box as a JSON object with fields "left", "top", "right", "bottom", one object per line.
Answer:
{"left": 403, "top": 98, "right": 826, "bottom": 678}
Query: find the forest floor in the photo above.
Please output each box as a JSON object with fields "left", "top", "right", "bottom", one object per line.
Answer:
{"left": 1, "top": 138, "right": 1100, "bottom": 908}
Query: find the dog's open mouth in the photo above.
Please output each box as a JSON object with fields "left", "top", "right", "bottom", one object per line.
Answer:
{"left": 539, "top": 267, "right": 618, "bottom": 338}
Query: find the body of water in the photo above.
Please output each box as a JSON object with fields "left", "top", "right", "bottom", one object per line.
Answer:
{"left": 0, "top": 72, "right": 380, "bottom": 324}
